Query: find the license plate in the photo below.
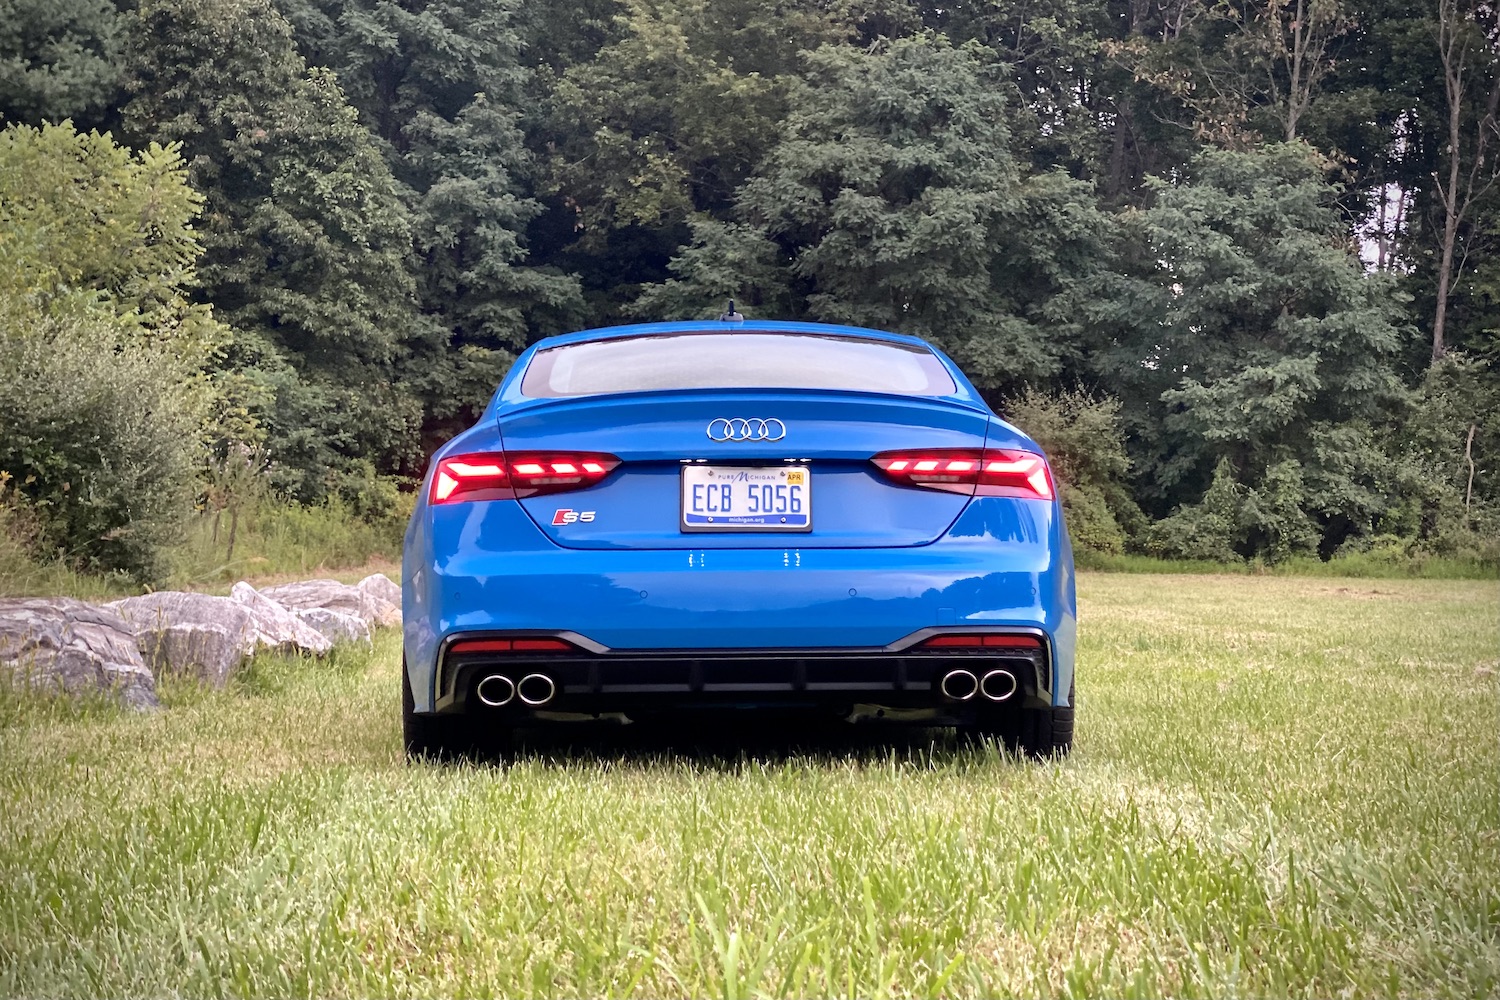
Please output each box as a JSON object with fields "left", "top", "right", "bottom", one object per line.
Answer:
{"left": 681, "top": 465, "right": 811, "bottom": 532}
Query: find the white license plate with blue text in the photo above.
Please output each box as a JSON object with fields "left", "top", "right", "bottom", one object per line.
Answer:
{"left": 681, "top": 465, "right": 811, "bottom": 532}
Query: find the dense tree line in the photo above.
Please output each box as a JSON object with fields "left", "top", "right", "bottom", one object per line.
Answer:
{"left": 1, "top": 0, "right": 1496, "bottom": 577}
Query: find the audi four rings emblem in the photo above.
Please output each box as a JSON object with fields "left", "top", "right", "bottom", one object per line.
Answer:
{"left": 707, "top": 417, "right": 787, "bottom": 442}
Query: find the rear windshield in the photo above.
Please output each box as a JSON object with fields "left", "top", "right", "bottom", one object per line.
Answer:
{"left": 520, "top": 332, "right": 957, "bottom": 398}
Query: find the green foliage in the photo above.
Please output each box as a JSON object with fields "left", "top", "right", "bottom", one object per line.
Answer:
{"left": 1240, "top": 460, "right": 1323, "bottom": 562}
{"left": 539, "top": 0, "right": 847, "bottom": 321}
{"left": 1146, "top": 460, "right": 1248, "bottom": 563}
{"left": 546, "top": 0, "right": 849, "bottom": 240}
{"left": 930, "top": 0, "right": 1118, "bottom": 177}
{"left": 401, "top": 90, "right": 583, "bottom": 419}
{"left": 1074, "top": 549, "right": 1498, "bottom": 579}
{"left": 0, "top": 482, "right": 139, "bottom": 599}
{"left": 1095, "top": 143, "right": 1410, "bottom": 549}
{"left": 5, "top": 0, "right": 1498, "bottom": 574}
{"left": 1371, "top": 352, "right": 1500, "bottom": 557}
{"left": 1001, "top": 387, "right": 1141, "bottom": 554}
{"left": 1148, "top": 458, "right": 1323, "bottom": 564}
{"left": 730, "top": 35, "right": 1116, "bottom": 390}
{"left": 738, "top": 37, "right": 1019, "bottom": 348}
{"left": 0, "top": 0, "right": 125, "bottom": 126}
{"left": 0, "top": 317, "right": 205, "bottom": 581}
{"left": 629, "top": 218, "right": 795, "bottom": 319}
{"left": 124, "top": 0, "right": 423, "bottom": 499}
{"left": 165, "top": 496, "right": 406, "bottom": 586}
{"left": 0, "top": 120, "right": 222, "bottom": 581}
{"left": 0, "top": 121, "right": 224, "bottom": 359}
{"left": 273, "top": 0, "right": 584, "bottom": 423}
{"left": 0, "top": 476, "right": 406, "bottom": 596}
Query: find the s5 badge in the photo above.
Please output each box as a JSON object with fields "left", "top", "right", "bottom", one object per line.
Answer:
{"left": 552, "top": 509, "right": 596, "bottom": 525}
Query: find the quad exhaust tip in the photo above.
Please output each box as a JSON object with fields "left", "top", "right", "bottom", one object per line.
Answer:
{"left": 476, "top": 673, "right": 515, "bottom": 707}
{"left": 517, "top": 673, "right": 557, "bottom": 706}
{"left": 980, "top": 668, "right": 1017, "bottom": 702}
{"left": 939, "top": 669, "right": 978, "bottom": 701}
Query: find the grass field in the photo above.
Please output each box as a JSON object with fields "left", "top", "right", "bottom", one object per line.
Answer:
{"left": 1, "top": 574, "right": 1496, "bottom": 997}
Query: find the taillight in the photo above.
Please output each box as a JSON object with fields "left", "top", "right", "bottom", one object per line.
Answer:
{"left": 919, "top": 634, "right": 1043, "bottom": 649}
{"left": 871, "top": 449, "right": 1054, "bottom": 500}
{"left": 430, "top": 451, "right": 620, "bottom": 504}
{"left": 448, "top": 637, "right": 575, "bottom": 654}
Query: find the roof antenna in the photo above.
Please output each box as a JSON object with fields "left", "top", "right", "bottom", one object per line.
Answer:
{"left": 718, "top": 298, "right": 744, "bottom": 322}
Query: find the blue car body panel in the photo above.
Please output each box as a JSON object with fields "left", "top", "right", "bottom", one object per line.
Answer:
{"left": 403, "top": 320, "right": 1076, "bottom": 715}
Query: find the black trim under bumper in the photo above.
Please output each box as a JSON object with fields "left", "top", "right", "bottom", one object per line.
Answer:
{"left": 431, "top": 627, "right": 1052, "bottom": 716}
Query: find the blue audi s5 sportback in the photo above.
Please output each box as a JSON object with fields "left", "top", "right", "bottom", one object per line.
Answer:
{"left": 401, "top": 318, "right": 1076, "bottom": 758}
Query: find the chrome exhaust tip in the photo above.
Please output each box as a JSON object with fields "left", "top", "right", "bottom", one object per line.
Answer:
{"left": 475, "top": 673, "right": 515, "bottom": 707}
{"left": 517, "top": 673, "right": 557, "bottom": 707}
{"left": 980, "top": 668, "right": 1018, "bottom": 702}
{"left": 939, "top": 668, "right": 979, "bottom": 701}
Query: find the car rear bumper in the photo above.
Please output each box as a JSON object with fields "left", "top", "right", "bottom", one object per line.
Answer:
{"left": 434, "top": 627, "right": 1053, "bottom": 720}
{"left": 403, "top": 497, "right": 1076, "bottom": 713}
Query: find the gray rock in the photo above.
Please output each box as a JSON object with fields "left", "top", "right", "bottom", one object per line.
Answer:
{"left": 229, "top": 582, "right": 333, "bottom": 655}
{"left": 260, "top": 579, "right": 380, "bottom": 625}
{"left": 351, "top": 569, "right": 399, "bottom": 626}
{"left": 0, "top": 598, "right": 159, "bottom": 710}
{"left": 356, "top": 573, "right": 402, "bottom": 627}
{"left": 295, "top": 607, "right": 371, "bottom": 645}
{"left": 108, "top": 592, "right": 256, "bottom": 686}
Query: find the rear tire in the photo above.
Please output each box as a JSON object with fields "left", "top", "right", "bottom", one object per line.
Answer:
{"left": 964, "top": 680, "right": 1074, "bottom": 759}
{"left": 402, "top": 657, "right": 492, "bottom": 762}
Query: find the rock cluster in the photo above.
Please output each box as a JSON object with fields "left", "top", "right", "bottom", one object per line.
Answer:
{"left": 0, "top": 573, "right": 401, "bottom": 711}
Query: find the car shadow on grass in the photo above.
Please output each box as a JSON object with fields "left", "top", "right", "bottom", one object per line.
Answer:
{"left": 466, "top": 714, "right": 1021, "bottom": 770}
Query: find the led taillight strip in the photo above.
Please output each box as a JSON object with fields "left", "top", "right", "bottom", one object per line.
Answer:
{"left": 431, "top": 451, "right": 620, "bottom": 504}
{"left": 872, "top": 448, "right": 1054, "bottom": 500}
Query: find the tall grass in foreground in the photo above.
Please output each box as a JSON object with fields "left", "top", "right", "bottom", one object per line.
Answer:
{"left": 2, "top": 575, "right": 1497, "bottom": 997}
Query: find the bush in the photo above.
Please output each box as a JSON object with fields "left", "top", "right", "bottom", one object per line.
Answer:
{"left": 1145, "top": 460, "right": 1245, "bottom": 562}
{"left": 0, "top": 318, "right": 206, "bottom": 581}
{"left": 1001, "top": 387, "right": 1142, "bottom": 554}
{"left": 1146, "top": 457, "right": 1324, "bottom": 565}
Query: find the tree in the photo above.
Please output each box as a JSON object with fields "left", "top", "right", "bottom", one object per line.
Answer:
{"left": 534, "top": 0, "right": 859, "bottom": 321}
{"left": 1095, "top": 143, "right": 1411, "bottom": 556}
{"left": 273, "top": 0, "right": 584, "bottom": 425}
{"left": 0, "top": 120, "right": 220, "bottom": 357}
{"left": 921, "top": 0, "right": 1120, "bottom": 179}
{"left": 1240, "top": 0, "right": 1354, "bottom": 143}
{"left": 629, "top": 217, "right": 796, "bottom": 320}
{"left": 1431, "top": 0, "right": 1500, "bottom": 361}
{"left": 0, "top": 0, "right": 126, "bottom": 128}
{"left": 1109, "top": 0, "right": 1354, "bottom": 149}
{"left": 123, "top": 0, "right": 423, "bottom": 500}
{"left": 546, "top": 0, "right": 851, "bottom": 241}
{"left": 1001, "top": 387, "right": 1142, "bottom": 553}
{"left": 0, "top": 122, "right": 214, "bottom": 579}
{"left": 732, "top": 35, "right": 1112, "bottom": 390}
